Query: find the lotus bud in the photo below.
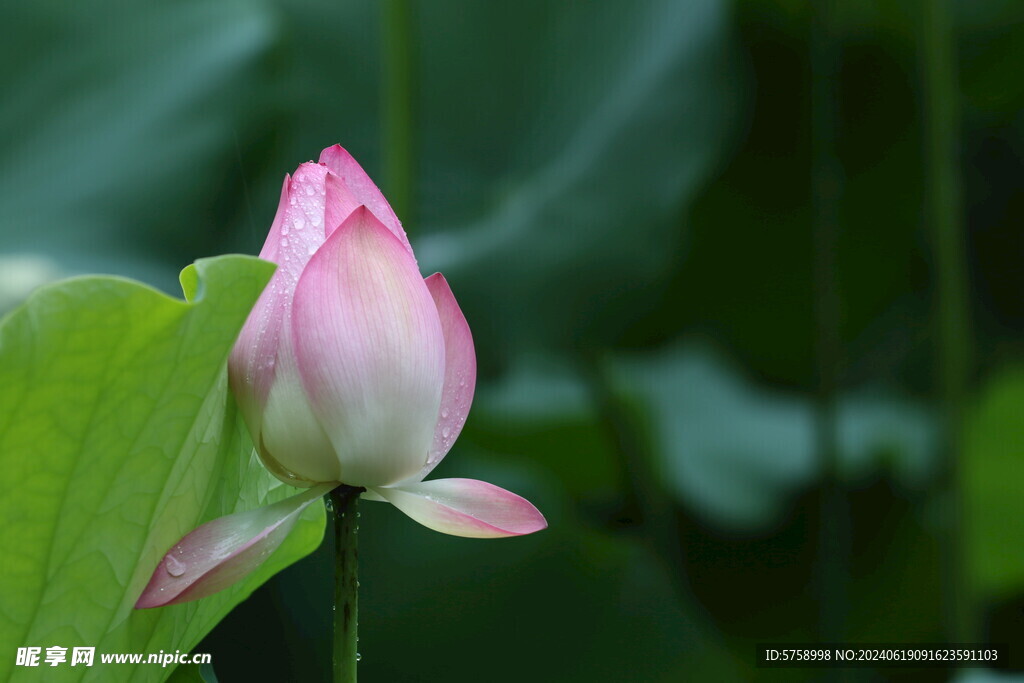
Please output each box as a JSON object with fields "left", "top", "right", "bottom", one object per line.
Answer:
{"left": 227, "top": 145, "right": 545, "bottom": 538}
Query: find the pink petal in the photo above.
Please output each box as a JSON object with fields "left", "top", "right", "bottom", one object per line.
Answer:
{"left": 229, "top": 163, "right": 336, "bottom": 484}
{"left": 254, "top": 173, "right": 292, "bottom": 265}
{"left": 370, "top": 479, "right": 547, "bottom": 539}
{"left": 318, "top": 144, "right": 412, "bottom": 254}
{"left": 261, "top": 162, "right": 330, "bottom": 280}
{"left": 135, "top": 485, "right": 331, "bottom": 608}
{"left": 228, "top": 163, "right": 329, "bottom": 414}
{"left": 323, "top": 171, "right": 360, "bottom": 239}
{"left": 397, "top": 274, "right": 476, "bottom": 485}
{"left": 228, "top": 175, "right": 291, "bottom": 429}
{"left": 257, "top": 340, "right": 340, "bottom": 485}
{"left": 291, "top": 207, "right": 445, "bottom": 487}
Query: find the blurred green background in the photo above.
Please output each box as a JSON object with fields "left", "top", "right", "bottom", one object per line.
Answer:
{"left": 2, "top": 0, "right": 1022, "bottom": 680}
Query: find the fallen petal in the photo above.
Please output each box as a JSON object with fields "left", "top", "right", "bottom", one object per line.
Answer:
{"left": 370, "top": 479, "right": 547, "bottom": 539}
{"left": 135, "top": 484, "right": 332, "bottom": 608}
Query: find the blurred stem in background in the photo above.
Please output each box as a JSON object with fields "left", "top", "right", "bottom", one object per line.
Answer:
{"left": 811, "top": 0, "right": 850, "bottom": 654}
{"left": 921, "top": 0, "right": 976, "bottom": 644}
{"left": 381, "top": 0, "right": 415, "bottom": 226}
{"left": 330, "top": 486, "right": 363, "bottom": 683}
{"left": 584, "top": 352, "right": 695, "bottom": 605}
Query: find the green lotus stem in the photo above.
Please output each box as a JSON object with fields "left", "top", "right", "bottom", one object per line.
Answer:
{"left": 922, "top": 0, "right": 974, "bottom": 643}
{"left": 330, "top": 485, "right": 363, "bottom": 683}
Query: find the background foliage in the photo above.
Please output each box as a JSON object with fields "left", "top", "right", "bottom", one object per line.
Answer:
{"left": 1, "top": 0, "right": 1022, "bottom": 681}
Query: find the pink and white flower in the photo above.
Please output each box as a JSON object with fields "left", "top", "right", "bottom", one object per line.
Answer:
{"left": 229, "top": 145, "right": 545, "bottom": 538}
{"left": 137, "top": 146, "right": 545, "bottom": 609}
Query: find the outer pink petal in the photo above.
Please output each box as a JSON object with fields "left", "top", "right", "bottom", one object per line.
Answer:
{"left": 370, "top": 479, "right": 547, "bottom": 539}
{"left": 397, "top": 274, "right": 476, "bottom": 485}
{"left": 229, "top": 164, "right": 336, "bottom": 486}
{"left": 228, "top": 175, "right": 290, "bottom": 433}
{"left": 318, "top": 144, "right": 412, "bottom": 254}
{"left": 261, "top": 161, "right": 330, "bottom": 279}
{"left": 254, "top": 173, "right": 291, "bottom": 264}
{"left": 228, "top": 163, "right": 329, "bottom": 414}
{"left": 135, "top": 485, "right": 331, "bottom": 608}
{"left": 291, "top": 206, "right": 445, "bottom": 487}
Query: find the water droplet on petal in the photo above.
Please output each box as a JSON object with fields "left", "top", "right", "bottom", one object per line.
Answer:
{"left": 293, "top": 215, "right": 306, "bottom": 231}
{"left": 305, "top": 184, "right": 316, "bottom": 196}
{"left": 165, "top": 554, "right": 186, "bottom": 578}
{"left": 441, "top": 408, "right": 449, "bottom": 419}
{"left": 442, "top": 426, "right": 451, "bottom": 439}
{"left": 280, "top": 238, "right": 289, "bottom": 248}
{"left": 311, "top": 212, "right": 322, "bottom": 227}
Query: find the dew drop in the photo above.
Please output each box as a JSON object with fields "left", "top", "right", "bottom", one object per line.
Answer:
{"left": 305, "top": 184, "right": 316, "bottom": 196}
{"left": 311, "top": 212, "right": 322, "bottom": 227}
{"left": 442, "top": 426, "right": 451, "bottom": 439}
{"left": 165, "top": 554, "right": 186, "bottom": 578}
{"left": 280, "top": 238, "right": 289, "bottom": 248}
{"left": 441, "top": 408, "right": 449, "bottom": 419}
{"left": 356, "top": 653, "right": 362, "bottom": 662}
{"left": 289, "top": 196, "right": 296, "bottom": 206}
{"left": 293, "top": 215, "right": 306, "bottom": 231}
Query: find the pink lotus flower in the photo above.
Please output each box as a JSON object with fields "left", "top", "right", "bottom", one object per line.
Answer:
{"left": 137, "top": 145, "right": 545, "bottom": 610}
{"left": 226, "top": 144, "right": 545, "bottom": 537}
